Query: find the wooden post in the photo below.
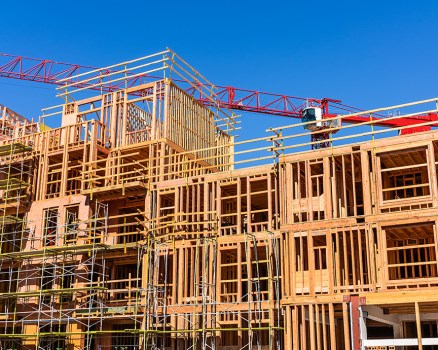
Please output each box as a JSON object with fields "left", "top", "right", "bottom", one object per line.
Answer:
{"left": 415, "top": 301, "right": 423, "bottom": 350}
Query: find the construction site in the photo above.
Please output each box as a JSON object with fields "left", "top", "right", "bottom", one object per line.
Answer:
{"left": 0, "top": 48, "right": 438, "bottom": 350}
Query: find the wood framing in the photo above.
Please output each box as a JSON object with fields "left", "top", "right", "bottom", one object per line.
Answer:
{"left": 1, "top": 52, "right": 438, "bottom": 350}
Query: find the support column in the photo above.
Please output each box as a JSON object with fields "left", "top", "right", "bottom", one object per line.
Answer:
{"left": 415, "top": 302, "right": 423, "bottom": 350}
{"left": 350, "top": 296, "right": 362, "bottom": 350}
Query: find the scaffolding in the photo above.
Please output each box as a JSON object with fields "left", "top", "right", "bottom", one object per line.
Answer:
{"left": 138, "top": 230, "right": 281, "bottom": 350}
{"left": 0, "top": 199, "right": 109, "bottom": 350}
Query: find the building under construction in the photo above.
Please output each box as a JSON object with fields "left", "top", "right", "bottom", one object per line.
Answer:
{"left": 1, "top": 49, "right": 438, "bottom": 349}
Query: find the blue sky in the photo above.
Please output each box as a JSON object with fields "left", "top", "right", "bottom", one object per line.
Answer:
{"left": 0, "top": 0, "right": 437, "bottom": 140}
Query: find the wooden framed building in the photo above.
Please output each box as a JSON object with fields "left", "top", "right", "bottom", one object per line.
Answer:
{"left": 0, "top": 50, "right": 438, "bottom": 349}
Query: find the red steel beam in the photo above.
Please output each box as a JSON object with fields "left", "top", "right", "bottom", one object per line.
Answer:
{"left": 0, "top": 52, "right": 437, "bottom": 131}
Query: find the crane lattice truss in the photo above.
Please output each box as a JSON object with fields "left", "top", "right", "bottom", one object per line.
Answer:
{"left": 0, "top": 50, "right": 437, "bottom": 350}
{"left": 1, "top": 51, "right": 437, "bottom": 132}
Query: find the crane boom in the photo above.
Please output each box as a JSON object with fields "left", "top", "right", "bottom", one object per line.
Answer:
{"left": 0, "top": 53, "right": 313, "bottom": 117}
{"left": 0, "top": 52, "right": 437, "bottom": 132}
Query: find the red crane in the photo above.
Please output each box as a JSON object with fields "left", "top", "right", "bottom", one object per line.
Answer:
{"left": 0, "top": 52, "right": 436, "bottom": 142}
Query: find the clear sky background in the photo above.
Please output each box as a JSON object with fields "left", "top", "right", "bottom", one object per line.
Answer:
{"left": 0, "top": 0, "right": 437, "bottom": 139}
